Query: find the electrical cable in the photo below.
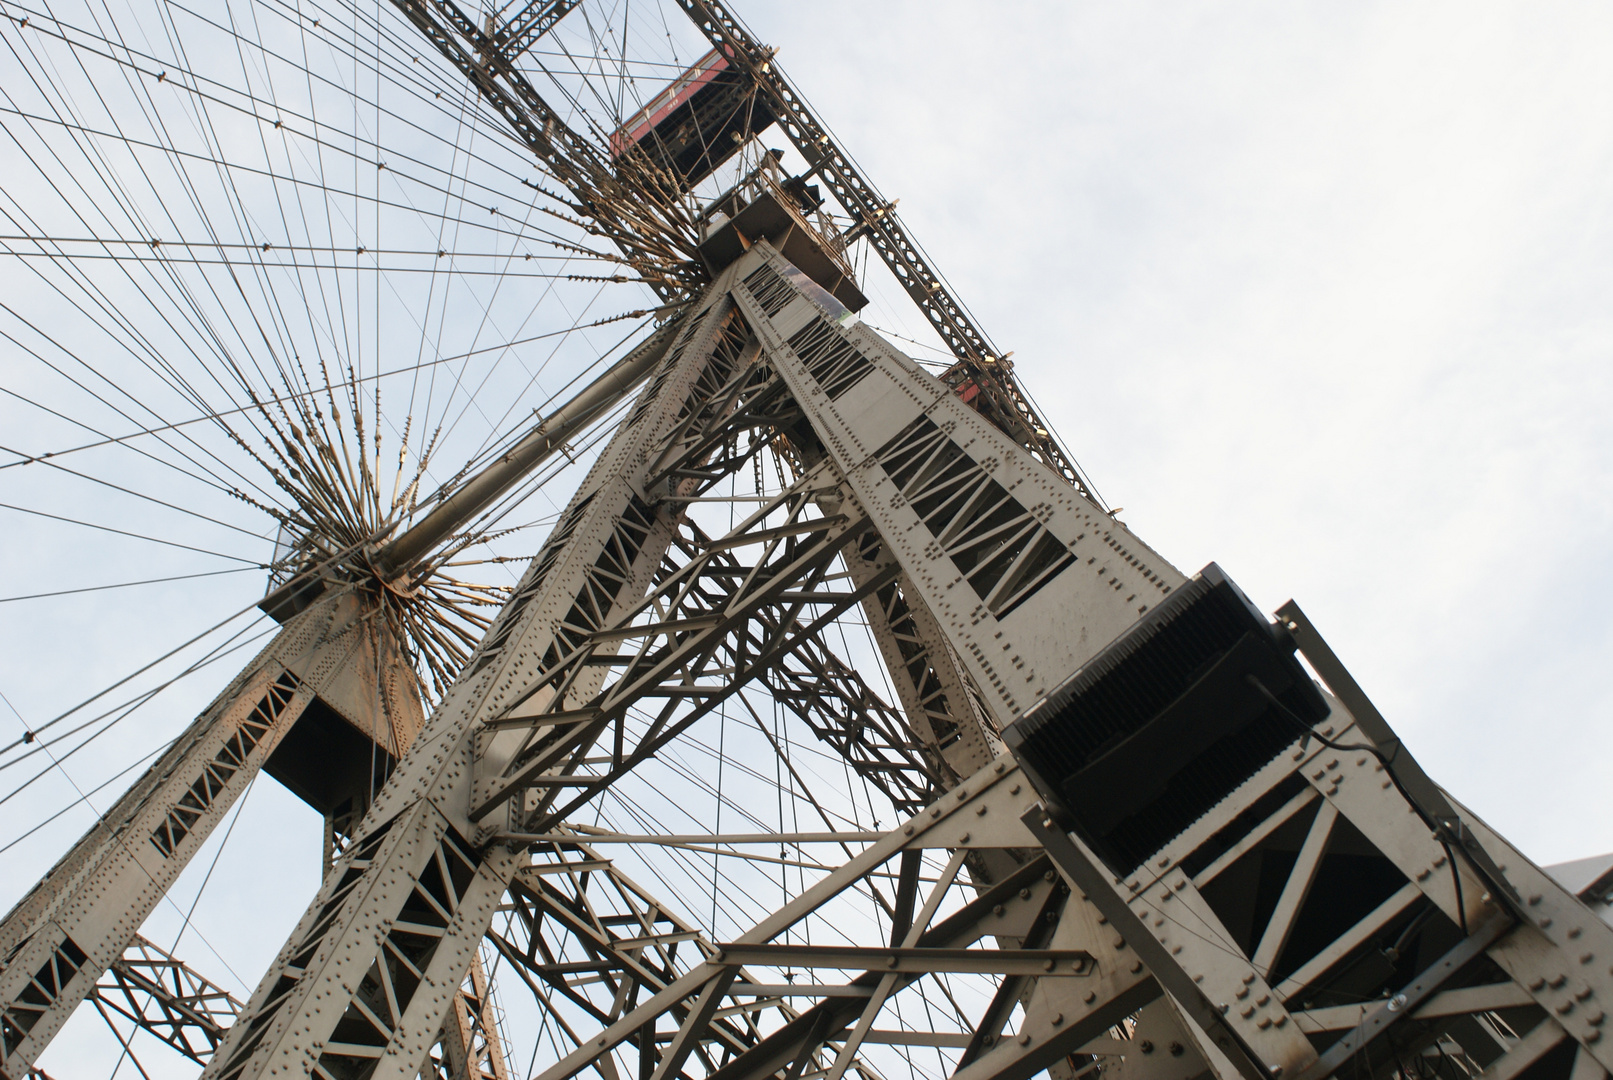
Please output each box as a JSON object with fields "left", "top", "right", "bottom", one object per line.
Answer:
{"left": 1248, "top": 673, "right": 1473, "bottom": 936}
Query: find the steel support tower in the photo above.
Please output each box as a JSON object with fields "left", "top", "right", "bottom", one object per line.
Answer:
{"left": 2, "top": 6, "right": 1609, "bottom": 1080}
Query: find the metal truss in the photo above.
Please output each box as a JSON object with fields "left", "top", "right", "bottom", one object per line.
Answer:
{"left": 488, "top": 1, "right": 578, "bottom": 66}
{"left": 366, "top": 0, "right": 1100, "bottom": 894}
{"left": 669, "top": 1, "right": 1095, "bottom": 498}
{"left": 472, "top": 456, "right": 884, "bottom": 834}
{"left": 14, "top": 160, "right": 1613, "bottom": 1080}
{"left": 179, "top": 244, "right": 1188, "bottom": 1080}
{"left": 188, "top": 237, "right": 1613, "bottom": 1080}
{"left": 759, "top": 604, "right": 943, "bottom": 820}
{"left": 0, "top": 267, "right": 941, "bottom": 1077}
{"left": 386, "top": 0, "right": 1094, "bottom": 494}
{"left": 849, "top": 555, "right": 999, "bottom": 783}
{"left": 483, "top": 833, "right": 795, "bottom": 1077}
{"left": 88, "top": 935, "right": 242, "bottom": 1065}
{"left": 1022, "top": 667, "right": 1613, "bottom": 1080}
{"left": 0, "top": 592, "right": 423, "bottom": 1078}
{"left": 522, "top": 677, "right": 1613, "bottom": 1080}
{"left": 84, "top": 932, "right": 510, "bottom": 1080}
{"left": 185, "top": 271, "right": 777, "bottom": 1080}
{"left": 527, "top": 758, "right": 1143, "bottom": 1080}
{"left": 467, "top": 292, "right": 944, "bottom": 838}
{"left": 13, "top": 873, "right": 504, "bottom": 1080}
{"left": 427, "top": 956, "right": 511, "bottom": 1080}
{"left": 613, "top": 328, "right": 959, "bottom": 819}
{"left": 664, "top": 523, "right": 947, "bottom": 819}
{"left": 0, "top": 5, "right": 1209, "bottom": 1077}
{"left": 384, "top": 0, "right": 698, "bottom": 298}
{"left": 354, "top": 0, "right": 1088, "bottom": 867}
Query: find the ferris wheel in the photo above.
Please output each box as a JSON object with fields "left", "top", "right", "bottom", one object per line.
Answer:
{"left": 4, "top": 6, "right": 1613, "bottom": 1080}
{"left": 0, "top": 2, "right": 1083, "bottom": 1077}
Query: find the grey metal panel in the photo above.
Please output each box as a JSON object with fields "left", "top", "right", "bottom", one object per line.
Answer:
{"left": 1549, "top": 855, "right": 1613, "bottom": 901}
{"left": 731, "top": 242, "right": 1184, "bottom": 726}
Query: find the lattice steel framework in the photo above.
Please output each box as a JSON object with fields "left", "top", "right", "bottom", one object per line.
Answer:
{"left": 3, "top": 8, "right": 1610, "bottom": 1080}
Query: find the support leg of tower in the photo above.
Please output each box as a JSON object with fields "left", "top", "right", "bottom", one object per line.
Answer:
{"left": 0, "top": 592, "right": 394, "bottom": 1077}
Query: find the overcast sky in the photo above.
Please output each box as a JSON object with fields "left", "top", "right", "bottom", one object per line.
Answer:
{"left": 743, "top": 2, "right": 1613, "bottom": 865}
{"left": 4, "top": 3, "right": 1613, "bottom": 1075}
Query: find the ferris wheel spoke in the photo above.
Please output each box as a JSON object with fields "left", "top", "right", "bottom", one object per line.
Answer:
{"left": 0, "top": 239, "right": 312, "bottom": 509}
{"left": 0, "top": 501, "right": 269, "bottom": 565}
{"left": 169, "top": 236, "right": 1165, "bottom": 1080}
{"left": 11, "top": 6, "right": 1596, "bottom": 1080}
{"left": 174, "top": 267, "right": 949, "bottom": 1080}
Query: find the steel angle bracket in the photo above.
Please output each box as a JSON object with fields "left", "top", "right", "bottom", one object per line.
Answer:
{"left": 1277, "top": 602, "right": 1529, "bottom": 923}
{"left": 1285, "top": 914, "right": 1514, "bottom": 1080}
{"left": 708, "top": 944, "right": 1093, "bottom": 977}
{"left": 1023, "top": 807, "right": 1276, "bottom": 1080}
